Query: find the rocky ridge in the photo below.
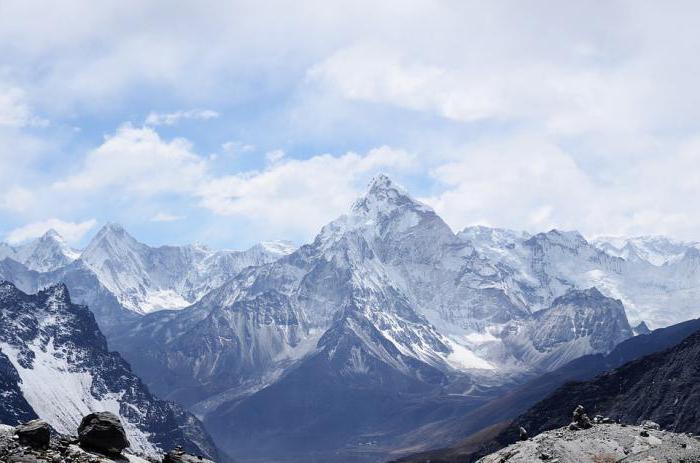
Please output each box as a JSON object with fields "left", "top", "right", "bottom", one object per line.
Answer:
{"left": 0, "top": 412, "right": 214, "bottom": 463}
{"left": 479, "top": 411, "right": 700, "bottom": 463}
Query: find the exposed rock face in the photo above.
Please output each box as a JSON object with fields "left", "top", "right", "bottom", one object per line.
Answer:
{"left": 503, "top": 288, "right": 633, "bottom": 371}
{"left": 15, "top": 420, "right": 50, "bottom": 448}
{"left": 477, "top": 423, "right": 700, "bottom": 462}
{"left": 78, "top": 412, "right": 129, "bottom": 454}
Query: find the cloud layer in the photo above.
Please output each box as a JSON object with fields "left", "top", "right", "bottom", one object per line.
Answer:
{"left": 6, "top": 219, "right": 97, "bottom": 244}
{"left": 1, "top": 1, "right": 700, "bottom": 247}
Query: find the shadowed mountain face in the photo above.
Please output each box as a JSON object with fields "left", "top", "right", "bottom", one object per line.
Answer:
{"left": 0, "top": 281, "right": 219, "bottom": 460}
{"left": 499, "top": 327, "right": 700, "bottom": 443}
{"left": 390, "top": 317, "right": 700, "bottom": 463}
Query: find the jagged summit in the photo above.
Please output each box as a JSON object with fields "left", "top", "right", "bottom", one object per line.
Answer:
{"left": 41, "top": 228, "right": 62, "bottom": 240}
{"left": 90, "top": 222, "right": 132, "bottom": 242}
{"left": 39, "top": 282, "right": 71, "bottom": 301}
{"left": 0, "top": 229, "right": 80, "bottom": 272}
{"left": 551, "top": 287, "right": 608, "bottom": 305}
{"left": 351, "top": 174, "right": 431, "bottom": 216}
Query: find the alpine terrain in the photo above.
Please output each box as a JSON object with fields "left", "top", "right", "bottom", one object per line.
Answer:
{"left": 0, "top": 281, "right": 219, "bottom": 460}
{"left": 1, "top": 175, "right": 699, "bottom": 463}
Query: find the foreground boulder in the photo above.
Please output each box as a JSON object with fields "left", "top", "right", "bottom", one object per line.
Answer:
{"left": 78, "top": 411, "right": 130, "bottom": 454}
{"left": 163, "top": 446, "right": 215, "bottom": 463}
{"left": 14, "top": 420, "right": 50, "bottom": 449}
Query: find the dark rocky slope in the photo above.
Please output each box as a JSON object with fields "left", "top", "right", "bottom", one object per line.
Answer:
{"left": 0, "top": 281, "right": 219, "bottom": 460}
{"left": 499, "top": 326, "right": 700, "bottom": 443}
{"left": 391, "top": 318, "right": 700, "bottom": 462}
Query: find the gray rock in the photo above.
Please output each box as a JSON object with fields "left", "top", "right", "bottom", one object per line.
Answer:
{"left": 478, "top": 423, "right": 700, "bottom": 462}
{"left": 519, "top": 426, "right": 529, "bottom": 441}
{"left": 163, "top": 446, "right": 214, "bottom": 463}
{"left": 14, "top": 420, "right": 50, "bottom": 448}
{"left": 571, "top": 405, "right": 592, "bottom": 430}
{"left": 641, "top": 420, "right": 661, "bottom": 430}
{"left": 77, "top": 411, "right": 129, "bottom": 454}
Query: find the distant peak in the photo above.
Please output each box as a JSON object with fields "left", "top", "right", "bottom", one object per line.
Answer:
{"left": 259, "top": 240, "right": 296, "bottom": 255}
{"left": 552, "top": 287, "right": 614, "bottom": 307}
{"left": 367, "top": 173, "right": 396, "bottom": 191}
{"left": 102, "top": 222, "right": 126, "bottom": 233}
{"left": 84, "top": 222, "right": 139, "bottom": 255}
{"left": 42, "top": 228, "right": 63, "bottom": 240}
{"left": 530, "top": 229, "right": 588, "bottom": 247}
{"left": 351, "top": 174, "right": 430, "bottom": 216}
{"left": 92, "top": 222, "right": 133, "bottom": 242}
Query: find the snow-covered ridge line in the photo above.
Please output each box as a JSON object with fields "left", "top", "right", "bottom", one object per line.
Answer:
{"left": 0, "top": 224, "right": 297, "bottom": 315}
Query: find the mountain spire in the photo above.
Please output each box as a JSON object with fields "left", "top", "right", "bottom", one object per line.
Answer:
{"left": 351, "top": 174, "right": 431, "bottom": 216}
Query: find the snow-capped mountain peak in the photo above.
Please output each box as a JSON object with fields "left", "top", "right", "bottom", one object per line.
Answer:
{"left": 592, "top": 235, "right": 700, "bottom": 266}
{"left": 0, "top": 229, "right": 80, "bottom": 272}
{"left": 351, "top": 174, "right": 431, "bottom": 218}
{"left": 85, "top": 222, "right": 141, "bottom": 254}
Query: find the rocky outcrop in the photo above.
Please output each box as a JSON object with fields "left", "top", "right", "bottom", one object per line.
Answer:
{"left": 78, "top": 412, "right": 129, "bottom": 454}
{"left": 478, "top": 421, "right": 700, "bottom": 462}
{"left": 568, "top": 405, "right": 593, "bottom": 431}
{"left": 0, "top": 413, "right": 216, "bottom": 462}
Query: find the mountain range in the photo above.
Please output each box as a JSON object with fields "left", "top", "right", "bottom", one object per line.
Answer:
{"left": 1, "top": 174, "right": 699, "bottom": 462}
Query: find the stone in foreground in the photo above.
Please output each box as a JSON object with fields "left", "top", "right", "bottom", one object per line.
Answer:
{"left": 14, "top": 420, "right": 50, "bottom": 448}
{"left": 78, "top": 411, "right": 130, "bottom": 454}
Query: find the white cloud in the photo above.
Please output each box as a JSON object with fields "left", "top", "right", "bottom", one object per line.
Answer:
{"left": 50, "top": 122, "right": 415, "bottom": 239}
{"left": 265, "top": 149, "right": 285, "bottom": 164}
{"left": 150, "top": 212, "right": 185, "bottom": 222}
{"left": 197, "top": 145, "right": 415, "bottom": 237}
{"left": 307, "top": 43, "right": 656, "bottom": 137}
{"left": 425, "top": 137, "right": 598, "bottom": 233}
{"left": 0, "top": 86, "right": 47, "bottom": 128}
{"left": 2, "top": 1, "right": 700, "bottom": 246}
{"left": 6, "top": 218, "right": 96, "bottom": 244}
{"left": 423, "top": 133, "right": 700, "bottom": 241}
{"left": 0, "top": 187, "right": 35, "bottom": 213}
{"left": 54, "top": 124, "right": 207, "bottom": 195}
{"left": 222, "top": 141, "right": 254, "bottom": 155}
{"left": 145, "top": 109, "right": 219, "bottom": 126}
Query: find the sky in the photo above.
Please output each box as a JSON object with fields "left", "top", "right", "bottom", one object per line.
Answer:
{"left": 1, "top": 0, "right": 700, "bottom": 249}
